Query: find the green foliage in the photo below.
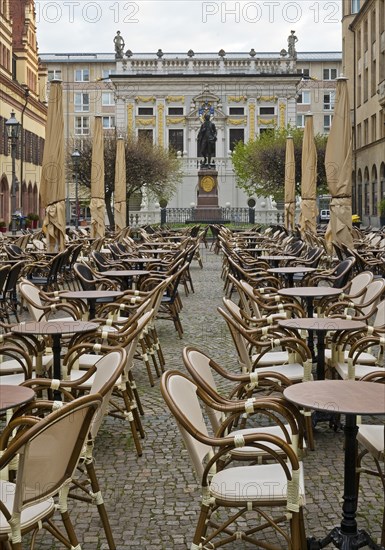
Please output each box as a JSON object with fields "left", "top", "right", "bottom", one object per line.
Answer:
{"left": 67, "top": 133, "right": 182, "bottom": 205}
{"left": 379, "top": 198, "right": 385, "bottom": 215}
{"left": 231, "top": 126, "right": 328, "bottom": 201}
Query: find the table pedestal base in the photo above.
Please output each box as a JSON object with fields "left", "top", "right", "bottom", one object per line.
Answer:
{"left": 308, "top": 528, "right": 383, "bottom": 549}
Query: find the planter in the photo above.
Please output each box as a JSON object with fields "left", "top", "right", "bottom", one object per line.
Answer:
{"left": 380, "top": 216, "right": 385, "bottom": 227}
{"left": 0, "top": 227, "right": 6, "bottom": 233}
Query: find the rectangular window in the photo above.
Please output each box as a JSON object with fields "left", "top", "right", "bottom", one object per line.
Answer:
{"left": 259, "top": 106, "right": 275, "bottom": 115}
{"left": 74, "top": 92, "right": 90, "bottom": 112}
{"left": 138, "top": 129, "right": 153, "bottom": 142}
{"left": 323, "top": 68, "right": 338, "bottom": 80}
{"left": 102, "top": 116, "right": 115, "bottom": 129}
{"left": 102, "top": 92, "right": 114, "bottom": 106}
{"left": 324, "top": 115, "right": 332, "bottom": 132}
{"left": 48, "top": 69, "right": 62, "bottom": 81}
{"left": 229, "top": 128, "right": 244, "bottom": 151}
{"left": 168, "top": 107, "right": 184, "bottom": 115}
{"left": 351, "top": 0, "right": 360, "bottom": 14}
{"left": 297, "top": 68, "right": 310, "bottom": 78}
{"left": 370, "top": 114, "right": 377, "bottom": 142}
{"left": 356, "top": 123, "right": 362, "bottom": 148}
{"left": 138, "top": 107, "right": 153, "bottom": 116}
{"left": 297, "top": 91, "right": 311, "bottom": 104}
{"left": 363, "top": 118, "right": 369, "bottom": 144}
{"left": 229, "top": 107, "right": 245, "bottom": 115}
{"left": 323, "top": 92, "right": 335, "bottom": 110}
{"left": 168, "top": 129, "right": 184, "bottom": 153}
{"left": 75, "top": 69, "right": 89, "bottom": 82}
{"left": 296, "top": 114, "right": 305, "bottom": 127}
{"left": 102, "top": 69, "right": 116, "bottom": 80}
{"left": 363, "top": 68, "right": 369, "bottom": 101}
{"left": 75, "top": 116, "right": 89, "bottom": 135}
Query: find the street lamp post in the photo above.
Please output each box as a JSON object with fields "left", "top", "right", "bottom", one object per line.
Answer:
{"left": 5, "top": 112, "right": 21, "bottom": 235}
{"left": 71, "top": 148, "right": 81, "bottom": 229}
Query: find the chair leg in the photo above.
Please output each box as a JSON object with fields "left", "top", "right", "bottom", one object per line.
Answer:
{"left": 128, "top": 370, "right": 145, "bottom": 416}
{"left": 192, "top": 504, "right": 210, "bottom": 549}
{"left": 85, "top": 460, "right": 116, "bottom": 549}
{"left": 58, "top": 483, "right": 82, "bottom": 549}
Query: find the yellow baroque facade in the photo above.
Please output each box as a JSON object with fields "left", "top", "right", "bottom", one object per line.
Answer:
{"left": 0, "top": 0, "right": 47, "bottom": 225}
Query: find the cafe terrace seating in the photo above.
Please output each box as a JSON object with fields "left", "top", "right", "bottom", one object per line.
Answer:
{"left": 161, "top": 370, "right": 307, "bottom": 549}
{"left": 0, "top": 394, "right": 102, "bottom": 549}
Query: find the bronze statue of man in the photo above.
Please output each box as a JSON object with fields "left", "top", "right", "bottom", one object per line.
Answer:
{"left": 197, "top": 113, "right": 217, "bottom": 167}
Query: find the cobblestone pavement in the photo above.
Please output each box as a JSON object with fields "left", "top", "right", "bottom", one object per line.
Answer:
{"left": 27, "top": 247, "right": 383, "bottom": 549}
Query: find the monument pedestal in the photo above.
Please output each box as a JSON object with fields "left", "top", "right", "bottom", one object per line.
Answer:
{"left": 192, "top": 170, "right": 222, "bottom": 222}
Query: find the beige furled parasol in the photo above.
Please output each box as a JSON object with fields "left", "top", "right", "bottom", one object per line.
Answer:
{"left": 114, "top": 137, "right": 126, "bottom": 231}
{"left": 299, "top": 113, "right": 318, "bottom": 237}
{"left": 40, "top": 81, "right": 65, "bottom": 252}
{"left": 90, "top": 116, "right": 105, "bottom": 238}
{"left": 284, "top": 135, "right": 296, "bottom": 232}
{"left": 325, "top": 77, "right": 354, "bottom": 252}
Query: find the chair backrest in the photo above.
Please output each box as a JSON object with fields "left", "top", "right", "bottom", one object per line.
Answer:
{"left": 183, "top": 346, "right": 223, "bottom": 432}
{"left": 360, "top": 279, "right": 385, "bottom": 317}
{"left": 91, "top": 250, "right": 108, "bottom": 271}
{"left": 74, "top": 262, "right": 97, "bottom": 290}
{"left": 19, "top": 278, "right": 47, "bottom": 322}
{"left": 0, "top": 264, "right": 11, "bottom": 293}
{"left": 332, "top": 257, "right": 355, "bottom": 288}
{"left": 4, "top": 261, "right": 26, "bottom": 295}
{"left": 88, "top": 348, "right": 126, "bottom": 438}
{"left": 3, "top": 394, "right": 101, "bottom": 515}
{"left": 346, "top": 271, "right": 374, "bottom": 304}
{"left": 161, "top": 371, "right": 211, "bottom": 480}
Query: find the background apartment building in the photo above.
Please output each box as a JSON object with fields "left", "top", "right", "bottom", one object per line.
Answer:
{"left": 0, "top": 0, "right": 47, "bottom": 225}
{"left": 41, "top": 48, "right": 342, "bottom": 212}
{"left": 342, "top": 0, "right": 385, "bottom": 226}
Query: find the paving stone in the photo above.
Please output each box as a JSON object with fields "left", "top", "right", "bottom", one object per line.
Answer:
{"left": 22, "top": 248, "right": 383, "bottom": 548}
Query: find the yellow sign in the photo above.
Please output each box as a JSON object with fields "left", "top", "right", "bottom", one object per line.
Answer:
{"left": 201, "top": 175, "right": 215, "bottom": 193}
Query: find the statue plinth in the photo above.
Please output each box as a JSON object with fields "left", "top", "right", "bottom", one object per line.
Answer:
{"left": 192, "top": 169, "right": 222, "bottom": 222}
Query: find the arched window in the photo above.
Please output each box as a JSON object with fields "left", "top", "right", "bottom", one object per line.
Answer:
{"left": 364, "top": 167, "right": 369, "bottom": 216}
{"left": 357, "top": 168, "right": 363, "bottom": 217}
{"left": 371, "top": 165, "right": 377, "bottom": 216}
{"left": 0, "top": 174, "right": 9, "bottom": 222}
{"left": 380, "top": 162, "right": 385, "bottom": 200}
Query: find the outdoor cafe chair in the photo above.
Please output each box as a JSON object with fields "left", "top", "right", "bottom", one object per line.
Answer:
{"left": 331, "top": 334, "right": 385, "bottom": 381}
{"left": 0, "top": 260, "right": 27, "bottom": 323}
{"left": 182, "top": 346, "right": 307, "bottom": 460}
{"left": 356, "top": 370, "right": 385, "bottom": 546}
{"left": 0, "top": 393, "right": 102, "bottom": 550}
{"left": 324, "top": 278, "right": 385, "bottom": 322}
{"left": 304, "top": 256, "right": 356, "bottom": 289}
{"left": 18, "top": 348, "right": 127, "bottom": 549}
{"left": 161, "top": 370, "right": 307, "bottom": 549}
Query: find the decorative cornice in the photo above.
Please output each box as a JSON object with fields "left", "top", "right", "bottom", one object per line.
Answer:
{"left": 166, "top": 116, "right": 186, "bottom": 125}
{"left": 258, "top": 96, "right": 278, "bottom": 102}
{"left": 165, "top": 95, "right": 185, "bottom": 103}
{"left": 135, "top": 95, "right": 156, "bottom": 103}
{"left": 228, "top": 118, "right": 247, "bottom": 125}
{"left": 136, "top": 116, "right": 155, "bottom": 126}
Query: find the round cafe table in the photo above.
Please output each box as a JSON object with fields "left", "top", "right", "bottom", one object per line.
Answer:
{"left": 284, "top": 380, "right": 385, "bottom": 550}
{"left": 278, "top": 286, "right": 342, "bottom": 318}
{"left": 279, "top": 318, "right": 366, "bottom": 380}
{"left": 267, "top": 266, "right": 317, "bottom": 286}
{"left": 261, "top": 255, "right": 297, "bottom": 268}
{"left": 61, "top": 290, "right": 123, "bottom": 319}
{"left": 11, "top": 320, "right": 98, "bottom": 398}
{"left": 102, "top": 269, "right": 149, "bottom": 290}
{"left": 0, "top": 385, "right": 35, "bottom": 412}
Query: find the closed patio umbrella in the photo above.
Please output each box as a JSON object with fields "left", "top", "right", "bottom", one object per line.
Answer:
{"left": 299, "top": 113, "right": 318, "bottom": 237}
{"left": 40, "top": 81, "right": 65, "bottom": 252}
{"left": 325, "top": 76, "right": 354, "bottom": 252}
{"left": 114, "top": 137, "right": 126, "bottom": 232}
{"left": 284, "top": 135, "right": 296, "bottom": 232}
{"left": 90, "top": 116, "right": 105, "bottom": 238}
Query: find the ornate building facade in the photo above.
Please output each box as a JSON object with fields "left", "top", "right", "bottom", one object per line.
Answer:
{"left": 0, "top": 0, "right": 47, "bottom": 224}
{"left": 342, "top": 0, "right": 385, "bottom": 226}
{"left": 40, "top": 45, "right": 342, "bottom": 211}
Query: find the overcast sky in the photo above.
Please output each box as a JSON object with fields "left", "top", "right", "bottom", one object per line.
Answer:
{"left": 37, "top": 0, "right": 343, "bottom": 54}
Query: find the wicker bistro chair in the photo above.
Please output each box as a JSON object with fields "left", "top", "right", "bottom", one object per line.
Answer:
{"left": 61, "top": 309, "right": 155, "bottom": 456}
{"left": 161, "top": 370, "right": 307, "bottom": 550}
{"left": 182, "top": 346, "right": 307, "bottom": 460}
{"left": 0, "top": 261, "right": 27, "bottom": 323}
{"left": 324, "top": 278, "right": 385, "bottom": 322}
{"left": 0, "top": 393, "right": 102, "bottom": 550}
{"left": 356, "top": 371, "right": 385, "bottom": 546}
{"left": 19, "top": 349, "right": 126, "bottom": 549}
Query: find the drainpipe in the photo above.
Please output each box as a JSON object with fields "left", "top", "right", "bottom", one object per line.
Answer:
{"left": 349, "top": 23, "right": 358, "bottom": 215}
{"left": 20, "top": 86, "right": 30, "bottom": 210}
